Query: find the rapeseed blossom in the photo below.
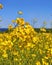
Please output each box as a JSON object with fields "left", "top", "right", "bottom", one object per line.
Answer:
{"left": 0, "top": 18, "right": 52, "bottom": 65}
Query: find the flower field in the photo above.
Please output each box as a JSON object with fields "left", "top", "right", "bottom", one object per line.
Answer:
{"left": 0, "top": 18, "right": 52, "bottom": 65}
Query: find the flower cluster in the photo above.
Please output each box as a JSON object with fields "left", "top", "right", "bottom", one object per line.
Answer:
{"left": 0, "top": 18, "right": 52, "bottom": 65}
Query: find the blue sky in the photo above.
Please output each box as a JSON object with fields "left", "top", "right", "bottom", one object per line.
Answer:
{"left": 0, "top": 0, "right": 52, "bottom": 28}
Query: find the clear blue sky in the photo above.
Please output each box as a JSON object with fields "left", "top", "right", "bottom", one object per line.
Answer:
{"left": 0, "top": 0, "right": 52, "bottom": 28}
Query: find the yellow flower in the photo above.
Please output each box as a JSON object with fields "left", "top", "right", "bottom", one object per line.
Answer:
{"left": 18, "top": 11, "right": 23, "bottom": 15}
{"left": 8, "top": 24, "right": 13, "bottom": 30}
{"left": 32, "top": 54, "right": 36, "bottom": 57}
{"left": 39, "top": 49, "right": 43, "bottom": 55}
{"left": 45, "top": 44, "right": 49, "bottom": 49}
{"left": 12, "top": 20, "right": 16, "bottom": 23}
{"left": 0, "top": 38, "right": 3, "bottom": 42}
{"left": 42, "top": 58, "right": 49, "bottom": 65}
{"left": 25, "top": 29, "right": 30, "bottom": 34}
{"left": 2, "top": 53, "right": 8, "bottom": 58}
{"left": 1, "top": 41, "right": 8, "bottom": 46}
{"left": 32, "top": 37, "right": 38, "bottom": 43}
{"left": 36, "top": 61, "right": 41, "bottom": 65}
{"left": 27, "top": 43, "right": 32, "bottom": 47}
{"left": 44, "top": 56, "right": 48, "bottom": 59}
{"left": 27, "top": 42, "right": 35, "bottom": 48}
{"left": 14, "top": 58, "right": 18, "bottom": 61}
{"left": 16, "top": 18, "right": 19, "bottom": 24}
{"left": 13, "top": 51, "right": 18, "bottom": 56}
{"left": 48, "top": 48, "right": 52, "bottom": 55}
{"left": 0, "top": 4, "right": 3, "bottom": 9}
{"left": 50, "top": 48, "right": 52, "bottom": 54}
{"left": 40, "top": 28, "right": 46, "bottom": 32}
{"left": 16, "top": 18, "right": 25, "bottom": 25}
